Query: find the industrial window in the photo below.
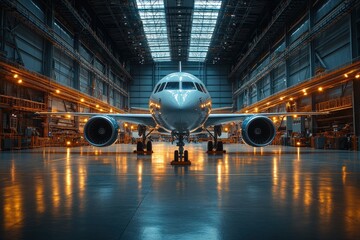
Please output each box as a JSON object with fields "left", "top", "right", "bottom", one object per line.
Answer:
{"left": 165, "top": 82, "right": 179, "bottom": 90}
{"left": 182, "top": 82, "right": 196, "bottom": 90}
{"left": 136, "top": 0, "right": 170, "bottom": 61}
{"left": 188, "top": 0, "right": 222, "bottom": 62}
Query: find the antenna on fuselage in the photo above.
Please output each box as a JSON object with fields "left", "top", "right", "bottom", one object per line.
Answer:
{"left": 179, "top": 61, "right": 182, "bottom": 72}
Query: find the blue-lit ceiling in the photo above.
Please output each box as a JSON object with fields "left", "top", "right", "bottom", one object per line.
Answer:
{"left": 136, "top": 0, "right": 222, "bottom": 62}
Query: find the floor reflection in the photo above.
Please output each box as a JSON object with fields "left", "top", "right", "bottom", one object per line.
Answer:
{"left": 0, "top": 143, "right": 360, "bottom": 239}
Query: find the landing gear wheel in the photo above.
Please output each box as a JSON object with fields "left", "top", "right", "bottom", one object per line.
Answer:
{"left": 174, "top": 150, "right": 179, "bottom": 162}
{"left": 146, "top": 141, "right": 152, "bottom": 152}
{"left": 137, "top": 141, "right": 144, "bottom": 152}
{"left": 184, "top": 150, "right": 188, "bottom": 162}
{"left": 216, "top": 141, "right": 223, "bottom": 152}
{"left": 207, "top": 141, "right": 213, "bottom": 152}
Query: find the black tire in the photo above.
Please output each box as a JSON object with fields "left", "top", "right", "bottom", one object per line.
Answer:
{"left": 137, "top": 141, "right": 144, "bottom": 152}
{"left": 216, "top": 141, "right": 223, "bottom": 151}
{"left": 174, "top": 150, "right": 179, "bottom": 161}
{"left": 146, "top": 141, "right": 152, "bottom": 152}
{"left": 184, "top": 150, "right": 188, "bottom": 162}
{"left": 207, "top": 141, "right": 213, "bottom": 152}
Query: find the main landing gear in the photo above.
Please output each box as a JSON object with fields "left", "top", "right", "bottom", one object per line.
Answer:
{"left": 206, "top": 125, "right": 226, "bottom": 154}
{"left": 134, "top": 125, "right": 154, "bottom": 154}
{"left": 171, "top": 132, "right": 191, "bottom": 165}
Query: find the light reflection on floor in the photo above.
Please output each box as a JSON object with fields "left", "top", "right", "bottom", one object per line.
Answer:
{"left": 1, "top": 142, "right": 360, "bottom": 239}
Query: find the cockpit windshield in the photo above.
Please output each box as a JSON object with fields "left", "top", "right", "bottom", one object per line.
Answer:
{"left": 182, "top": 82, "right": 196, "bottom": 90}
{"left": 165, "top": 82, "right": 179, "bottom": 90}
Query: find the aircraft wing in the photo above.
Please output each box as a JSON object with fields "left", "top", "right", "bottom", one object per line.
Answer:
{"left": 36, "top": 112, "right": 156, "bottom": 128}
{"left": 204, "top": 112, "right": 328, "bottom": 128}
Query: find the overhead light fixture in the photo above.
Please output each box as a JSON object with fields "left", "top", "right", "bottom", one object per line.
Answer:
{"left": 318, "top": 87, "right": 323, "bottom": 91}
{"left": 356, "top": 74, "right": 360, "bottom": 78}
{"left": 13, "top": 74, "right": 18, "bottom": 78}
{"left": 56, "top": 89, "right": 60, "bottom": 94}
{"left": 17, "top": 79, "right": 23, "bottom": 84}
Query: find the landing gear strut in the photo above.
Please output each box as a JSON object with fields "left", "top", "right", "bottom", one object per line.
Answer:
{"left": 171, "top": 132, "right": 191, "bottom": 165}
{"left": 135, "top": 125, "right": 154, "bottom": 154}
{"left": 206, "top": 125, "right": 225, "bottom": 153}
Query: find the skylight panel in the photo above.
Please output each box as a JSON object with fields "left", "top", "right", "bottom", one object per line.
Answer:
{"left": 136, "top": 0, "right": 170, "bottom": 62}
{"left": 188, "top": 0, "right": 222, "bottom": 62}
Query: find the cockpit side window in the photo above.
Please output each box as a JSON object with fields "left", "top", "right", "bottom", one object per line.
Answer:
{"left": 195, "top": 82, "right": 205, "bottom": 93}
{"left": 154, "top": 83, "right": 161, "bottom": 93}
{"left": 157, "top": 82, "right": 166, "bottom": 92}
{"left": 182, "top": 82, "right": 196, "bottom": 90}
{"left": 165, "top": 82, "right": 179, "bottom": 90}
{"left": 200, "top": 84, "right": 207, "bottom": 93}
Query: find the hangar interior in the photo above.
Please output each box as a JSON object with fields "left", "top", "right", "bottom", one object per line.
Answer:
{"left": 1, "top": 0, "right": 360, "bottom": 150}
{"left": 2, "top": 1, "right": 360, "bottom": 240}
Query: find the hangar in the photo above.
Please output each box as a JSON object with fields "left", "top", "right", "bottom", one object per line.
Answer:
{"left": 1, "top": 0, "right": 360, "bottom": 239}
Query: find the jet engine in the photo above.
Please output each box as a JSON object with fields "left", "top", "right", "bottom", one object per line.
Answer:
{"left": 84, "top": 115, "right": 119, "bottom": 147}
{"left": 241, "top": 116, "right": 276, "bottom": 147}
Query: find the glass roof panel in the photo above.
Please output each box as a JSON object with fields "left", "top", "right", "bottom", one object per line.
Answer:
{"left": 136, "top": 0, "right": 171, "bottom": 62}
{"left": 188, "top": 0, "right": 222, "bottom": 62}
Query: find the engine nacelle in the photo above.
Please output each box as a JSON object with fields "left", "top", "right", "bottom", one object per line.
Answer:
{"left": 84, "top": 115, "right": 119, "bottom": 147}
{"left": 241, "top": 116, "right": 276, "bottom": 147}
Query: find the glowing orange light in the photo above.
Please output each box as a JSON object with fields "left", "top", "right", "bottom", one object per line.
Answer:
{"left": 290, "top": 97, "right": 294, "bottom": 101}
{"left": 245, "top": 110, "right": 249, "bottom": 113}
{"left": 84, "top": 118, "right": 88, "bottom": 122}
{"left": 293, "top": 115, "right": 297, "bottom": 118}
{"left": 224, "top": 128, "right": 228, "bottom": 132}
{"left": 296, "top": 142, "right": 301, "bottom": 146}
{"left": 280, "top": 97, "right": 284, "bottom": 101}
{"left": 17, "top": 79, "right": 22, "bottom": 84}
{"left": 318, "top": 87, "right": 323, "bottom": 91}
{"left": 56, "top": 89, "right": 60, "bottom": 94}
{"left": 124, "top": 123, "right": 128, "bottom": 127}
{"left": 96, "top": 104, "right": 99, "bottom": 108}
{"left": 255, "top": 107, "right": 258, "bottom": 112}
{"left": 266, "top": 102, "right": 270, "bottom": 105}
{"left": 304, "top": 92, "right": 308, "bottom": 96}
{"left": 110, "top": 108, "right": 113, "bottom": 113}
{"left": 356, "top": 74, "right": 360, "bottom": 79}
{"left": 344, "top": 73, "right": 348, "bottom": 78}
{"left": 13, "top": 74, "right": 18, "bottom": 78}
{"left": 302, "top": 89, "right": 306, "bottom": 93}
{"left": 80, "top": 98, "right": 84, "bottom": 102}
{"left": 66, "top": 141, "right": 71, "bottom": 146}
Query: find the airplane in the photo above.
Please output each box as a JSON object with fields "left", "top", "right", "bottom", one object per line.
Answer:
{"left": 37, "top": 69, "right": 327, "bottom": 164}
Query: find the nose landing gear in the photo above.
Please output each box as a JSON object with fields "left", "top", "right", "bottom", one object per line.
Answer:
{"left": 171, "top": 133, "right": 191, "bottom": 165}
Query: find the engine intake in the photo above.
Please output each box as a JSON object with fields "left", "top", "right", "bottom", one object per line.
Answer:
{"left": 84, "top": 115, "right": 119, "bottom": 147}
{"left": 241, "top": 116, "right": 276, "bottom": 147}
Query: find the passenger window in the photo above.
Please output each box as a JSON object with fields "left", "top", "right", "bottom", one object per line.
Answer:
{"left": 182, "top": 82, "right": 196, "bottom": 90}
{"left": 158, "top": 82, "right": 166, "bottom": 92}
{"left": 165, "top": 82, "right": 179, "bottom": 90}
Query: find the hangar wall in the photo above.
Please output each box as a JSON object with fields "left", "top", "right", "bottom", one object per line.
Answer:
{"left": 129, "top": 62, "right": 232, "bottom": 108}
{"left": 0, "top": 0, "right": 132, "bottom": 148}
{"left": 230, "top": 0, "right": 360, "bottom": 139}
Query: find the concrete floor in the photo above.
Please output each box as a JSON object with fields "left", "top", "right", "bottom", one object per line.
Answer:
{"left": 1, "top": 142, "right": 360, "bottom": 240}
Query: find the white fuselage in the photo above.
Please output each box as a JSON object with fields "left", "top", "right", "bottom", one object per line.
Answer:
{"left": 149, "top": 72, "right": 212, "bottom": 134}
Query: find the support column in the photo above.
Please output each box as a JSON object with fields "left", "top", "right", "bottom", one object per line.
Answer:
{"left": 73, "top": 34, "right": 80, "bottom": 90}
